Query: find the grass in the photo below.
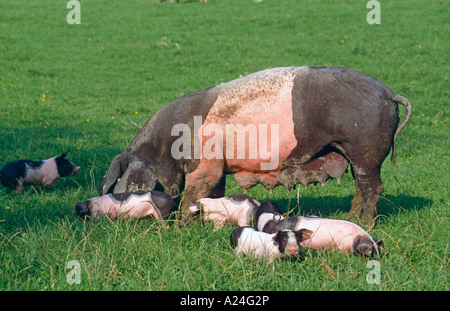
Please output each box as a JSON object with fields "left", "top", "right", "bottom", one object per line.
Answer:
{"left": 0, "top": 0, "right": 448, "bottom": 291}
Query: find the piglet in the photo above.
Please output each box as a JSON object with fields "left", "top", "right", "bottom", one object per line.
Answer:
{"left": 230, "top": 227, "right": 312, "bottom": 263}
{"left": 255, "top": 201, "right": 385, "bottom": 258}
{"left": 75, "top": 190, "right": 175, "bottom": 229}
{"left": 0, "top": 150, "right": 80, "bottom": 193}
{"left": 188, "top": 194, "right": 260, "bottom": 229}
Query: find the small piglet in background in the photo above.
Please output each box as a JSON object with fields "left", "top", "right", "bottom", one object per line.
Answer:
{"left": 0, "top": 150, "right": 80, "bottom": 193}
{"left": 230, "top": 227, "right": 312, "bottom": 263}
{"left": 188, "top": 194, "right": 260, "bottom": 229}
{"left": 75, "top": 190, "right": 175, "bottom": 229}
{"left": 255, "top": 201, "right": 385, "bottom": 258}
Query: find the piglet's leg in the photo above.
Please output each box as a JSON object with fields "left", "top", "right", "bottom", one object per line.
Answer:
{"left": 213, "top": 218, "right": 227, "bottom": 230}
{"left": 15, "top": 177, "right": 24, "bottom": 194}
{"left": 150, "top": 206, "right": 170, "bottom": 230}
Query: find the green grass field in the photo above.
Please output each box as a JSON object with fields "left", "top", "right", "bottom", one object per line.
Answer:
{"left": 0, "top": 0, "right": 448, "bottom": 291}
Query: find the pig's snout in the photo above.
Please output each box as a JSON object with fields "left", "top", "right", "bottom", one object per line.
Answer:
{"left": 75, "top": 201, "right": 91, "bottom": 220}
{"left": 71, "top": 166, "right": 81, "bottom": 175}
{"left": 188, "top": 202, "right": 202, "bottom": 214}
{"left": 287, "top": 245, "right": 299, "bottom": 256}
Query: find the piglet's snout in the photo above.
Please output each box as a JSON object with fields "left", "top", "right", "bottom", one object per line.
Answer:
{"left": 287, "top": 243, "right": 299, "bottom": 255}
{"left": 71, "top": 166, "right": 81, "bottom": 175}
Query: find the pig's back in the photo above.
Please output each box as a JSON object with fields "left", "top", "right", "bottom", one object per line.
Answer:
{"left": 235, "top": 228, "right": 276, "bottom": 258}
{"left": 294, "top": 217, "right": 364, "bottom": 251}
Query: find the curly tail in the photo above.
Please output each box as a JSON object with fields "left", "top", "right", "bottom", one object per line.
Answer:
{"left": 389, "top": 93, "right": 412, "bottom": 164}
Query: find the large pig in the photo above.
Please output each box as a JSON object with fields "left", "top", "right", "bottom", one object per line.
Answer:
{"left": 75, "top": 190, "right": 175, "bottom": 228}
{"left": 255, "top": 201, "right": 384, "bottom": 258}
{"left": 188, "top": 194, "right": 260, "bottom": 229}
{"left": 0, "top": 150, "right": 80, "bottom": 193}
{"left": 230, "top": 226, "right": 312, "bottom": 262}
{"left": 99, "top": 66, "right": 412, "bottom": 225}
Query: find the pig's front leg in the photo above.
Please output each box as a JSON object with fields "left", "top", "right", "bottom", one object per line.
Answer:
{"left": 182, "top": 159, "right": 225, "bottom": 223}
{"left": 213, "top": 218, "right": 227, "bottom": 230}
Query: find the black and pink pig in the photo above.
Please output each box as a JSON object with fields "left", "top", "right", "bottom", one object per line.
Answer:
{"left": 188, "top": 194, "right": 260, "bottom": 229}
{"left": 0, "top": 150, "right": 80, "bottom": 193}
{"left": 255, "top": 201, "right": 385, "bottom": 258}
{"left": 230, "top": 227, "right": 312, "bottom": 263}
{"left": 75, "top": 190, "right": 176, "bottom": 229}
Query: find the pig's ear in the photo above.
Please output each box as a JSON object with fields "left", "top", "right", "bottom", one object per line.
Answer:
{"left": 114, "top": 161, "right": 158, "bottom": 193}
{"left": 296, "top": 229, "right": 313, "bottom": 241}
{"left": 61, "top": 149, "right": 70, "bottom": 158}
{"left": 100, "top": 154, "right": 124, "bottom": 194}
{"left": 272, "top": 230, "right": 282, "bottom": 243}
{"left": 374, "top": 238, "right": 385, "bottom": 251}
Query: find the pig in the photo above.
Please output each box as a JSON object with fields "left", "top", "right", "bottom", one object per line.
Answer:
{"left": 230, "top": 226, "right": 312, "bottom": 263}
{"left": 0, "top": 150, "right": 81, "bottom": 193}
{"left": 188, "top": 194, "right": 260, "bottom": 229}
{"left": 75, "top": 190, "right": 175, "bottom": 229}
{"left": 255, "top": 200, "right": 286, "bottom": 233}
{"left": 255, "top": 201, "right": 384, "bottom": 258}
{"left": 99, "top": 66, "right": 412, "bottom": 226}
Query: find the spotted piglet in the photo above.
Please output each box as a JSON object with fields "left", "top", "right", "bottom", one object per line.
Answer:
{"left": 75, "top": 190, "right": 175, "bottom": 229}
{"left": 230, "top": 227, "right": 312, "bottom": 263}
{"left": 188, "top": 194, "right": 260, "bottom": 229}
{"left": 0, "top": 150, "right": 80, "bottom": 193}
{"left": 255, "top": 201, "right": 385, "bottom": 258}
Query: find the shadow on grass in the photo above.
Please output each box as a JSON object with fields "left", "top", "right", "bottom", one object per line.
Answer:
{"left": 264, "top": 194, "right": 433, "bottom": 219}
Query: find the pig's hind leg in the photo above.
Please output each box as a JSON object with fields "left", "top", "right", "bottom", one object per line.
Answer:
{"left": 341, "top": 139, "right": 389, "bottom": 226}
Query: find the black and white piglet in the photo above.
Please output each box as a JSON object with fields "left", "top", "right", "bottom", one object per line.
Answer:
{"left": 75, "top": 190, "right": 175, "bottom": 229}
{"left": 230, "top": 227, "right": 312, "bottom": 263}
{"left": 0, "top": 150, "right": 80, "bottom": 193}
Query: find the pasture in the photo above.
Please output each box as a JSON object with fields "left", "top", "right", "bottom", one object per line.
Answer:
{"left": 0, "top": 0, "right": 448, "bottom": 291}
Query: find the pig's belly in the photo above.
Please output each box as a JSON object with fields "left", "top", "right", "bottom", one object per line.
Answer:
{"left": 205, "top": 208, "right": 249, "bottom": 226}
{"left": 295, "top": 218, "right": 355, "bottom": 252}
{"left": 204, "top": 208, "right": 229, "bottom": 222}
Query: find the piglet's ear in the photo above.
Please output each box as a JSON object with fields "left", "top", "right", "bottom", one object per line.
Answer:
{"left": 272, "top": 230, "right": 282, "bottom": 243}
{"left": 374, "top": 238, "right": 385, "bottom": 251}
{"left": 61, "top": 149, "right": 70, "bottom": 158}
{"left": 296, "top": 229, "right": 314, "bottom": 241}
